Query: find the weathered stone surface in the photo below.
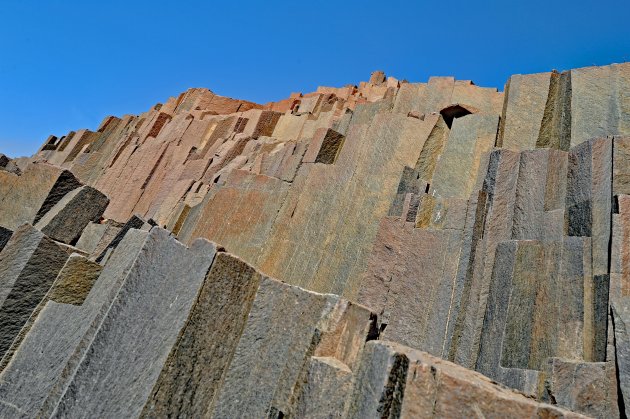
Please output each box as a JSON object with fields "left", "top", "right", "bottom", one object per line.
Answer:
{"left": 430, "top": 113, "right": 499, "bottom": 199}
{"left": 50, "top": 228, "right": 216, "bottom": 418}
{"left": 0, "top": 224, "right": 69, "bottom": 361}
{"left": 571, "top": 63, "right": 630, "bottom": 146}
{"left": 358, "top": 218, "right": 462, "bottom": 357}
{"left": 4, "top": 64, "right": 630, "bottom": 416}
{"left": 291, "top": 356, "right": 353, "bottom": 418}
{"left": 499, "top": 71, "right": 551, "bottom": 150}
{"left": 0, "top": 163, "right": 81, "bottom": 230}
{"left": 346, "top": 341, "right": 586, "bottom": 418}
{"left": 141, "top": 252, "right": 262, "bottom": 418}
{"left": 0, "top": 229, "right": 149, "bottom": 418}
{"left": 612, "top": 298, "right": 630, "bottom": 418}
{"left": 0, "top": 253, "right": 102, "bottom": 372}
{"left": 542, "top": 358, "right": 618, "bottom": 418}
{"left": 476, "top": 238, "right": 592, "bottom": 384}
{"left": 35, "top": 185, "right": 109, "bottom": 244}
{"left": 94, "top": 214, "right": 146, "bottom": 262}
{"left": 210, "top": 278, "right": 372, "bottom": 418}
{"left": 74, "top": 221, "right": 108, "bottom": 254}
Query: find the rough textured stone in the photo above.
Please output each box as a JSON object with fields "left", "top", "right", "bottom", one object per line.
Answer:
{"left": 141, "top": 252, "right": 262, "bottom": 418}
{"left": 50, "top": 228, "right": 216, "bottom": 418}
{"left": 0, "top": 253, "right": 102, "bottom": 372}
{"left": 4, "top": 64, "right": 630, "bottom": 416}
{"left": 35, "top": 186, "right": 109, "bottom": 244}
{"left": 0, "top": 229, "right": 149, "bottom": 417}
{"left": 0, "top": 163, "right": 81, "bottom": 230}
{"left": 613, "top": 298, "right": 630, "bottom": 418}
{"left": 210, "top": 277, "right": 371, "bottom": 418}
{"left": 0, "top": 224, "right": 69, "bottom": 360}
{"left": 347, "top": 341, "right": 586, "bottom": 418}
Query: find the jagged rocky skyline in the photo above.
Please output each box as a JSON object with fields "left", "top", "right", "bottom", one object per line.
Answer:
{"left": 0, "top": 63, "right": 629, "bottom": 417}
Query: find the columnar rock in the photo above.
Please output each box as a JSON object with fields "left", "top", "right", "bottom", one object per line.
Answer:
{"left": 345, "top": 341, "right": 586, "bottom": 418}
{"left": 0, "top": 163, "right": 82, "bottom": 230}
{"left": 49, "top": 228, "right": 216, "bottom": 418}
{"left": 34, "top": 186, "right": 109, "bottom": 244}
{"left": 0, "top": 253, "right": 102, "bottom": 372}
{"left": 2, "top": 63, "right": 630, "bottom": 416}
{"left": 0, "top": 229, "right": 150, "bottom": 417}
{"left": 0, "top": 224, "right": 69, "bottom": 360}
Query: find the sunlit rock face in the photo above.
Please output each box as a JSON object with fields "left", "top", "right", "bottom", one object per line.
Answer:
{"left": 1, "top": 63, "right": 630, "bottom": 417}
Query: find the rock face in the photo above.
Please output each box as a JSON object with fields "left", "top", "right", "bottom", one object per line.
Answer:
{"left": 1, "top": 63, "right": 630, "bottom": 417}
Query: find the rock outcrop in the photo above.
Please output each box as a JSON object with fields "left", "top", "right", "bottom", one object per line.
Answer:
{"left": 1, "top": 63, "right": 630, "bottom": 417}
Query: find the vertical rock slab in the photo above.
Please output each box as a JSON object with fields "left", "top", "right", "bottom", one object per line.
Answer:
{"left": 612, "top": 298, "right": 630, "bottom": 418}
{"left": 0, "top": 229, "right": 149, "bottom": 418}
{"left": 358, "top": 219, "right": 462, "bottom": 357}
{"left": 291, "top": 357, "right": 353, "bottom": 419}
{"left": 614, "top": 137, "right": 630, "bottom": 196}
{"left": 345, "top": 341, "right": 408, "bottom": 419}
{"left": 498, "top": 72, "right": 551, "bottom": 150}
{"left": 571, "top": 63, "right": 630, "bottom": 147}
{"left": 94, "top": 214, "right": 146, "bottom": 262}
{"left": 0, "top": 224, "right": 69, "bottom": 360}
{"left": 451, "top": 149, "right": 521, "bottom": 368}
{"left": 50, "top": 228, "right": 216, "bottom": 418}
{"left": 536, "top": 70, "right": 572, "bottom": 150}
{"left": 210, "top": 278, "right": 371, "bottom": 418}
{"left": 431, "top": 113, "right": 499, "bottom": 199}
{"left": 542, "top": 358, "right": 618, "bottom": 418}
{"left": 141, "top": 252, "right": 263, "bottom": 418}
{"left": 35, "top": 186, "right": 109, "bottom": 244}
{"left": 0, "top": 253, "right": 102, "bottom": 371}
{"left": 346, "top": 341, "right": 584, "bottom": 418}
{"left": 0, "top": 163, "right": 81, "bottom": 230}
{"left": 477, "top": 238, "right": 589, "bottom": 384}
{"left": 566, "top": 138, "right": 612, "bottom": 277}
{"left": 74, "top": 222, "right": 108, "bottom": 254}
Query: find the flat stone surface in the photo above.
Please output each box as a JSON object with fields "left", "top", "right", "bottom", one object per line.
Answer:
{"left": 346, "top": 341, "right": 586, "bottom": 418}
{"left": 211, "top": 277, "right": 371, "bottom": 418}
{"left": 51, "top": 228, "right": 216, "bottom": 418}
{"left": 0, "top": 229, "right": 149, "bottom": 418}
{"left": 0, "top": 224, "right": 69, "bottom": 361}
{"left": 499, "top": 72, "right": 551, "bottom": 150}
{"left": 35, "top": 186, "right": 109, "bottom": 244}
{"left": 0, "top": 163, "right": 81, "bottom": 230}
{"left": 141, "top": 252, "right": 262, "bottom": 418}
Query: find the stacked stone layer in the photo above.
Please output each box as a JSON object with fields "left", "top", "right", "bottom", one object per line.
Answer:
{"left": 0, "top": 63, "right": 629, "bottom": 417}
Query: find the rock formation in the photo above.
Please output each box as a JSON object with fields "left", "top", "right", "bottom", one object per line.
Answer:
{"left": 0, "top": 62, "right": 629, "bottom": 417}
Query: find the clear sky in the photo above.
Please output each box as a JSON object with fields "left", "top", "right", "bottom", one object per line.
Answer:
{"left": 1, "top": 0, "right": 629, "bottom": 157}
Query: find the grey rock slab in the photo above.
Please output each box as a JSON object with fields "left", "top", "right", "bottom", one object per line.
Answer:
{"left": 613, "top": 298, "right": 630, "bottom": 419}
{"left": 210, "top": 278, "right": 360, "bottom": 418}
{"left": 50, "top": 228, "right": 216, "bottom": 418}
{"left": 291, "top": 356, "right": 353, "bottom": 419}
{"left": 0, "top": 253, "right": 102, "bottom": 371}
{"left": 141, "top": 252, "right": 263, "bottom": 418}
{"left": 0, "top": 164, "right": 81, "bottom": 230}
{"left": 0, "top": 229, "right": 149, "bottom": 418}
{"left": 74, "top": 222, "right": 107, "bottom": 254}
{"left": 94, "top": 214, "right": 146, "bottom": 263}
{"left": 344, "top": 340, "right": 408, "bottom": 419}
{"left": 0, "top": 224, "right": 69, "bottom": 360}
{"left": 35, "top": 186, "right": 109, "bottom": 245}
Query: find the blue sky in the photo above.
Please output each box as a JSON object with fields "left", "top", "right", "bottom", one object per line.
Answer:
{"left": 1, "top": 0, "right": 629, "bottom": 157}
